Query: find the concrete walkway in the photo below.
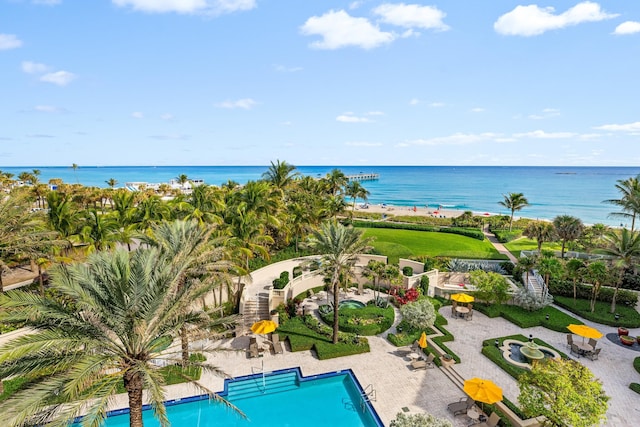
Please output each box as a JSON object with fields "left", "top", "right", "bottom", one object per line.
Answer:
{"left": 483, "top": 230, "right": 518, "bottom": 263}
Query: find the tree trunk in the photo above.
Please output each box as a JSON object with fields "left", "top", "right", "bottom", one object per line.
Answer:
{"left": 332, "top": 274, "right": 340, "bottom": 344}
{"left": 561, "top": 241, "right": 566, "bottom": 259}
{"left": 38, "top": 264, "right": 44, "bottom": 296}
{"left": 124, "top": 370, "right": 144, "bottom": 427}
{"left": 611, "top": 284, "right": 620, "bottom": 314}
{"left": 180, "top": 325, "right": 189, "bottom": 366}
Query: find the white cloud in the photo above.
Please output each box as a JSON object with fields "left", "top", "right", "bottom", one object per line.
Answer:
{"left": 471, "top": 107, "right": 485, "bottom": 113}
{"left": 409, "top": 98, "right": 420, "bottom": 106}
{"left": 34, "top": 105, "right": 63, "bottom": 113}
{"left": 494, "top": 1, "right": 618, "bottom": 36}
{"left": 0, "top": 34, "right": 22, "bottom": 50}
{"left": 215, "top": 98, "right": 257, "bottom": 109}
{"left": 336, "top": 113, "right": 373, "bottom": 123}
{"left": 112, "top": 0, "right": 256, "bottom": 15}
{"left": 274, "top": 64, "right": 303, "bottom": 72}
{"left": 131, "top": 111, "right": 144, "bottom": 119}
{"left": 21, "top": 61, "right": 49, "bottom": 74}
{"left": 40, "top": 70, "right": 76, "bottom": 86}
{"left": 595, "top": 121, "right": 640, "bottom": 132}
{"left": 513, "top": 130, "right": 576, "bottom": 139}
{"left": 160, "top": 113, "right": 174, "bottom": 120}
{"left": 373, "top": 3, "right": 449, "bottom": 31}
{"left": 300, "top": 10, "right": 395, "bottom": 50}
{"left": 614, "top": 21, "right": 640, "bottom": 35}
{"left": 345, "top": 141, "right": 383, "bottom": 147}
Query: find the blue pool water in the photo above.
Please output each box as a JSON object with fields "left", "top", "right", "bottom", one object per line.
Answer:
{"left": 86, "top": 368, "right": 382, "bottom": 427}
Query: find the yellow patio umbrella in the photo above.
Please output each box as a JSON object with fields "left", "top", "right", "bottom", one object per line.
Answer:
{"left": 463, "top": 378, "right": 503, "bottom": 404}
{"left": 451, "top": 293, "right": 474, "bottom": 303}
{"left": 251, "top": 319, "right": 278, "bottom": 335}
{"left": 418, "top": 331, "right": 428, "bottom": 349}
{"left": 567, "top": 324, "right": 603, "bottom": 340}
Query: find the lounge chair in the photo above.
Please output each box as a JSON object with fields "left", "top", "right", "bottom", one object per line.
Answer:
{"left": 411, "top": 359, "right": 430, "bottom": 370}
{"left": 396, "top": 346, "right": 413, "bottom": 356}
{"left": 587, "top": 347, "right": 601, "bottom": 360}
{"left": 421, "top": 353, "right": 435, "bottom": 368}
{"left": 447, "top": 397, "right": 475, "bottom": 416}
{"left": 566, "top": 334, "right": 573, "bottom": 349}
{"left": 476, "top": 412, "right": 500, "bottom": 427}
{"left": 248, "top": 342, "right": 260, "bottom": 358}
{"left": 570, "top": 343, "right": 582, "bottom": 358}
{"left": 272, "top": 333, "right": 284, "bottom": 354}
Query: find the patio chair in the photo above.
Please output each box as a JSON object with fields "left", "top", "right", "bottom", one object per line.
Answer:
{"left": 396, "top": 346, "right": 413, "bottom": 356}
{"left": 447, "top": 397, "right": 475, "bottom": 416}
{"left": 588, "top": 338, "right": 598, "bottom": 349}
{"left": 422, "top": 353, "right": 436, "bottom": 368}
{"left": 248, "top": 342, "right": 260, "bottom": 358}
{"left": 566, "top": 334, "right": 573, "bottom": 349}
{"left": 476, "top": 412, "right": 500, "bottom": 427}
{"left": 465, "top": 306, "right": 473, "bottom": 321}
{"left": 570, "top": 343, "right": 582, "bottom": 358}
{"left": 587, "top": 347, "right": 601, "bottom": 361}
{"left": 451, "top": 301, "right": 458, "bottom": 318}
{"left": 272, "top": 333, "right": 284, "bottom": 354}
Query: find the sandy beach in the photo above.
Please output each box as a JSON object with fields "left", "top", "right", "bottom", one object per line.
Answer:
{"left": 355, "top": 203, "right": 471, "bottom": 219}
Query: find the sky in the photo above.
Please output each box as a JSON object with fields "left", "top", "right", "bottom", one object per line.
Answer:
{"left": 1, "top": 0, "right": 639, "bottom": 167}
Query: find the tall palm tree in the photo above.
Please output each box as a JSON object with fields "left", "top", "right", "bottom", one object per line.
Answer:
{"left": 0, "top": 248, "right": 238, "bottom": 427}
{"left": 536, "top": 252, "right": 562, "bottom": 299}
{"left": 71, "top": 163, "right": 79, "bottom": 184}
{"left": 322, "top": 169, "right": 348, "bottom": 196}
{"left": 517, "top": 255, "right": 538, "bottom": 290}
{"left": 79, "top": 209, "right": 119, "bottom": 253}
{"left": 175, "top": 174, "right": 190, "bottom": 189}
{"left": 306, "top": 221, "right": 372, "bottom": 343}
{"left": 585, "top": 260, "right": 609, "bottom": 312}
{"left": 105, "top": 177, "right": 118, "bottom": 188}
{"left": 524, "top": 220, "right": 556, "bottom": 252}
{"left": 262, "top": 159, "right": 298, "bottom": 189}
{"left": 141, "top": 219, "right": 235, "bottom": 365}
{"left": 498, "top": 192, "right": 529, "bottom": 231}
{"left": 553, "top": 215, "right": 584, "bottom": 258}
{"left": 596, "top": 228, "right": 640, "bottom": 313}
{"left": 604, "top": 174, "right": 640, "bottom": 231}
{"left": 345, "top": 181, "right": 370, "bottom": 218}
{"left": 565, "top": 258, "right": 585, "bottom": 304}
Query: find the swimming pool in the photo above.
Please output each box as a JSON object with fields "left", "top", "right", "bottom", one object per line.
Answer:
{"left": 89, "top": 368, "right": 383, "bottom": 427}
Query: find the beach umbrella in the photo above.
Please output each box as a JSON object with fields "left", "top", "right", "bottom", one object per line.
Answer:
{"left": 418, "top": 332, "right": 428, "bottom": 349}
{"left": 463, "top": 378, "right": 503, "bottom": 404}
{"left": 451, "top": 293, "right": 475, "bottom": 303}
{"left": 567, "top": 324, "right": 603, "bottom": 343}
{"left": 251, "top": 319, "right": 278, "bottom": 335}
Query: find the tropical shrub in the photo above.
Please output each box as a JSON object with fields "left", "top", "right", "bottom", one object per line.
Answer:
{"left": 469, "top": 270, "right": 511, "bottom": 304}
{"left": 391, "top": 287, "right": 420, "bottom": 305}
{"left": 400, "top": 298, "right": 436, "bottom": 331}
{"left": 272, "top": 271, "right": 290, "bottom": 289}
{"left": 513, "top": 288, "right": 554, "bottom": 311}
{"left": 448, "top": 259, "right": 506, "bottom": 274}
{"left": 390, "top": 412, "right": 452, "bottom": 427}
{"left": 402, "top": 266, "right": 413, "bottom": 276}
{"left": 420, "top": 275, "right": 430, "bottom": 295}
{"left": 493, "top": 229, "right": 523, "bottom": 243}
{"left": 292, "top": 266, "right": 302, "bottom": 278}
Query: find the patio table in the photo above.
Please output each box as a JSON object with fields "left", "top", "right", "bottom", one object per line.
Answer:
{"left": 575, "top": 342, "right": 593, "bottom": 353}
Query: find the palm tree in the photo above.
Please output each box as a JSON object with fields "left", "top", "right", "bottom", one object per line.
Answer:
{"left": 565, "top": 258, "right": 585, "bottom": 304}
{"left": 536, "top": 252, "right": 562, "bottom": 299}
{"left": 105, "top": 177, "right": 118, "bottom": 188}
{"left": 604, "top": 175, "right": 640, "bottom": 231}
{"left": 306, "top": 221, "right": 372, "bottom": 343}
{"left": 79, "top": 209, "right": 118, "bottom": 253}
{"left": 524, "top": 220, "right": 556, "bottom": 252}
{"left": 345, "top": 181, "right": 370, "bottom": 218}
{"left": 596, "top": 228, "right": 640, "bottom": 313}
{"left": 498, "top": 192, "right": 529, "bottom": 231}
{"left": 71, "top": 163, "right": 79, "bottom": 183}
{"left": 362, "top": 260, "right": 387, "bottom": 300}
{"left": 585, "top": 261, "right": 609, "bottom": 312}
{"left": 175, "top": 174, "right": 190, "bottom": 189}
{"left": 262, "top": 159, "right": 298, "bottom": 189}
{"left": 142, "top": 219, "right": 235, "bottom": 365}
{"left": 0, "top": 248, "right": 238, "bottom": 427}
{"left": 553, "top": 215, "right": 584, "bottom": 258}
{"left": 322, "top": 169, "right": 348, "bottom": 196}
{"left": 517, "top": 255, "right": 538, "bottom": 290}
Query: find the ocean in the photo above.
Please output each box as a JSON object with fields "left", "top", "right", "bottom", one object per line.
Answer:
{"left": 2, "top": 165, "right": 639, "bottom": 226}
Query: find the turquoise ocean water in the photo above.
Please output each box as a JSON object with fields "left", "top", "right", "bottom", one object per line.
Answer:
{"left": 2, "top": 165, "right": 639, "bottom": 226}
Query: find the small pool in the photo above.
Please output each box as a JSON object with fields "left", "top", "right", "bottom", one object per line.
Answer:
{"left": 83, "top": 368, "right": 382, "bottom": 427}
{"left": 339, "top": 299, "right": 366, "bottom": 309}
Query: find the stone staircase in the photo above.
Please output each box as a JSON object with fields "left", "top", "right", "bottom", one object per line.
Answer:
{"left": 241, "top": 292, "right": 270, "bottom": 334}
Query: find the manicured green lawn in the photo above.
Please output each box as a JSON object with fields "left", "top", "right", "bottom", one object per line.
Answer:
{"left": 359, "top": 228, "right": 507, "bottom": 263}
{"left": 503, "top": 238, "right": 562, "bottom": 258}
{"left": 554, "top": 295, "right": 640, "bottom": 328}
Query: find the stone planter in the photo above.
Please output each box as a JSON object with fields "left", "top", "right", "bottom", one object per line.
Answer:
{"left": 620, "top": 335, "right": 635, "bottom": 346}
{"left": 636, "top": 336, "right": 640, "bottom": 346}
{"left": 440, "top": 354, "right": 455, "bottom": 368}
{"left": 618, "top": 327, "right": 629, "bottom": 337}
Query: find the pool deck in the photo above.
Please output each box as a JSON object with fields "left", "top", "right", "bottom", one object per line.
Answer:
{"left": 126, "top": 285, "right": 640, "bottom": 427}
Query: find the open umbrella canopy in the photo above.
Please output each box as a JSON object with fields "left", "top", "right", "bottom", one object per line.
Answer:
{"left": 251, "top": 320, "right": 277, "bottom": 335}
{"left": 567, "top": 324, "right": 603, "bottom": 339}
{"left": 451, "top": 293, "right": 474, "bottom": 303}
{"left": 418, "top": 332, "right": 428, "bottom": 349}
{"left": 464, "top": 378, "right": 503, "bottom": 404}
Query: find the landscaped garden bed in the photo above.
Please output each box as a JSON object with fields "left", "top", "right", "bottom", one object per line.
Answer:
{"left": 474, "top": 303, "right": 582, "bottom": 332}
{"left": 319, "top": 304, "right": 394, "bottom": 336}
{"left": 553, "top": 295, "right": 640, "bottom": 328}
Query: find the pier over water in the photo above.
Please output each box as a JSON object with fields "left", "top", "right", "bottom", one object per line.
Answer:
{"left": 346, "top": 173, "right": 379, "bottom": 182}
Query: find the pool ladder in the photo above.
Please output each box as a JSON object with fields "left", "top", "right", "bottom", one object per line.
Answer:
{"left": 343, "top": 384, "right": 376, "bottom": 413}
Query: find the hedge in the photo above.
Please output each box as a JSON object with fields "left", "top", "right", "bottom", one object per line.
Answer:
{"left": 351, "top": 220, "right": 485, "bottom": 241}
{"left": 320, "top": 306, "right": 394, "bottom": 336}
{"left": 549, "top": 280, "right": 638, "bottom": 306}
{"left": 474, "top": 303, "right": 582, "bottom": 332}
{"left": 553, "top": 295, "right": 640, "bottom": 328}
{"left": 492, "top": 229, "right": 523, "bottom": 243}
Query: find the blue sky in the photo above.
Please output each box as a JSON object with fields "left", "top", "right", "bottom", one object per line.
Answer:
{"left": 1, "top": 0, "right": 639, "bottom": 167}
